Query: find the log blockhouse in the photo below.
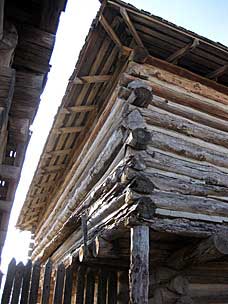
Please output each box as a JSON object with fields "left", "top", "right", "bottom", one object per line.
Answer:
{"left": 16, "top": 0, "right": 228, "bottom": 303}
{"left": 0, "top": 0, "right": 67, "bottom": 270}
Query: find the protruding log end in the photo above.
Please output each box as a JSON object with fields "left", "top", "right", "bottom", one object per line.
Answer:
{"left": 127, "top": 128, "right": 151, "bottom": 149}
{"left": 130, "top": 46, "right": 150, "bottom": 64}
{"left": 127, "top": 80, "right": 153, "bottom": 108}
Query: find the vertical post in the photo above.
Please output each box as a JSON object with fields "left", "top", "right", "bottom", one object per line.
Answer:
{"left": 0, "top": 0, "right": 4, "bottom": 40}
{"left": 107, "top": 271, "right": 117, "bottom": 304}
{"left": 11, "top": 262, "right": 24, "bottom": 304}
{"left": 53, "top": 263, "right": 65, "bottom": 304}
{"left": 97, "top": 269, "right": 108, "bottom": 304}
{"left": 63, "top": 266, "right": 73, "bottom": 304}
{"left": 75, "top": 265, "right": 86, "bottom": 304}
{"left": 41, "top": 260, "right": 52, "bottom": 304}
{"left": 85, "top": 268, "right": 95, "bottom": 304}
{"left": 29, "top": 259, "right": 41, "bottom": 304}
{"left": 1, "top": 258, "right": 16, "bottom": 304}
{"left": 20, "top": 260, "right": 32, "bottom": 304}
{"left": 117, "top": 271, "right": 129, "bottom": 304}
{"left": 129, "top": 226, "right": 149, "bottom": 304}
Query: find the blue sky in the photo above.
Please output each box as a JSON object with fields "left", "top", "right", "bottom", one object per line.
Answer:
{"left": 1, "top": 0, "right": 227, "bottom": 275}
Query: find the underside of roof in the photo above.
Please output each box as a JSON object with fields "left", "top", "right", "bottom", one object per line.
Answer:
{"left": 17, "top": 0, "right": 228, "bottom": 232}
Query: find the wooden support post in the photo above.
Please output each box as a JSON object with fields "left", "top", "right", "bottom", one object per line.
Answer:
{"left": 11, "top": 262, "right": 24, "bottom": 304}
{"left": 129, "top": 226, "right": 149, "bottom": 304}
{"left": 108, "top": 271, "right": 117, "bottom": 304}
{"left": 63, "top": 266, "right": 73, "bottom": 304}
{"left": 20, "top": 260, "right": 32, "bottom": 304}
{"left": 1, "top": 258, "right": 16, "bottom": 304}
{"left": 41, "top": 260, "right": 52, "bottom": 304}
{"left": 53, "top": 263, "right": 65, "bottom": 304}
{"left": 85, "top": 268, "right": 95, "bottom": 304}
{"left": 75, "top": 266, "right": 86, "bottom": 304}
{"left": 97, "top": 269, "right": 108, "bottom": 304}
{"left": 29, "top": 260, "right": 41, "bottom": 304}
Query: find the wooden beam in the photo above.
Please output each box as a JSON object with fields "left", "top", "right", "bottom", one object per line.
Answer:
{"left": 0, "top": 164, "right": 20, "bottom": 180}
{"left": 167, "top": 233, "right": 228, "bottom": 270}
{"left": 53, "top": 126, "right": 85, "bottom": 134}
{"left": 129, "top": 225, "right": 149, "bottom": 304}
{"left": 60, "top": 105, "right": 97, "bottom": 115}
{"left": 0, "top": 200, "right": 13, "bottom": 212}
{"left": 167, "top": 39, "right": 200, "bottom": 64}
{"left": 206, "top": 64, "right": 228, "bottom": 80}
{"left": 72, "top": 74, "right": 112, "bottom": 85}
{"left": 99, "top": 14, "right": 123, "bottom": 49}
{"left": 39, "top": 163, "right": 65, "bottom": 174}
{"left": 0, "top": 0, "right": 4, "bottom": 40}
{"left": 120, "top": 7, "right": 144, "bottom": 47}
{"left": 42, "top": 148, "right": 72, "bottom": 158}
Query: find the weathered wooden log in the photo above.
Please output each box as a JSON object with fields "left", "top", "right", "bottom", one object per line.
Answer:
{"left": 121, "top": 71, "right": 228, "bottom": 120}
{"left": 127, "top": 80, "right": 153, "bottom": 108}
{"left": 167, "top": 233, "right": 228, "bottom": 270}
{"left": 126, "top": 128, "right": 151, "bottom": 150}
{"left": 126, "top": 189, "right": 228, "bottom": 221}
{"left": 150, "top": 95, "right": 228, "bottom": 133}
{"left": 129, "top": 225, "right": 149, "bottom": 304}
{"left": 129, "top": 46, "right": 150, "bottom": 64}
{"left": 0, "top": 21, "right": 18, "bottom": 66}
{"left": 139, "top": 105, "right": 228, "bottom": 149}
{"left": 132, "top": 149, "right": 228, "bottom": 188}
{"left": 0, "top": 0, "right": 4, "bottom": 40}
{"left": 147, "top": 130, "right": 228, "bottom": 169}
{"left": 93, "top": 236, "right": 117, "bottom": 259}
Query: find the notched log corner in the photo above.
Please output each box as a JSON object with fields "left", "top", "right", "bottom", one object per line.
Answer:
{"left": 127, "top": 80, "right": 153, "bottom": 108}
{"left": 127, "top": 127, "right": 151, "bottom": 150}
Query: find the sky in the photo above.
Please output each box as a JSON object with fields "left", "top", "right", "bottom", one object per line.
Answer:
{"left": 1, "top": 0, "right": 228, "bottom": 276}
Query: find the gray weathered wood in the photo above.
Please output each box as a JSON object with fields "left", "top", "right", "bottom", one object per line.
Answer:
{"left": 63, "top": 266, "right": 73, "bottom": 304}
{"left": 28, "top": 260, "right": 41, "bottom": 304}
{"left": 20, "top": 260, "right": 32, "bottom": 304}
{"left": 41, "top": 260, "right": 52, "bottom": 304}
{"left": 129, "top": 225, "right": 149, "bottom": 304}
{"left": 1, "top": 258, "right": 16, "bottom": 304}
{"left": 53, "top": 263, "right": 65, "bottom": 304}
{"left": 85, "top": 268, "right": 95, "bottom": 304}
{"left": 75, "top": 266, "right": 86, "bottom": 304}
{"left": 11, "top": 262, "right": 24, "bottom": 304}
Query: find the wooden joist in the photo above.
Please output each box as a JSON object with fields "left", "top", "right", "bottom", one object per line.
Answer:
{"left": 53, "top": 126, "right": 85, "bottom": 134}
{"left": 39, "top": 163, "right": 65, "bottom": 174}
{"left": 42, "top": 148, "right": 72, "bottom": 158}
{"left": 72, "top": 74, "right": 112, "bottom": 85}
{"left": 0, "top": 164, "right": 20, "bottom": 180}
{"left": 99, "top": 14, "right": 123, "bottom": 49}
{"left": 207, "top": 64, "right": 228, "bottom": 80}
{"left": 60, "top": 105, "right": 97, "bottom": 115}
{"left": 120, "top": 7, "right": 144, "bottom": 47}
{"left": 166, "top": 38, "right": 200, "bottom": 64}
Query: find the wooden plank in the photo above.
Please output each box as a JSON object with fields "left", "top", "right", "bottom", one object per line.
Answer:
{"left": 85, "top": 268, "right": 95, "bottom": 304}
{"left": 53, "top": 263, "right": 65, "bottom": 304}
{"left": 42, "top": 148, "right": 72, "bottom": 158}
{"left": 98, "top": 269, "right": 108, "bottom": 304}
{"left": 99, "top": 14, "right": 123, "bottom": 49}
{"left": 108, "top": 271, "right": 117, "bottom": 304}
{"left": 207, "top": 64, "right": 228, "bottom": 79}
{"left": 52, "top": 126, "right": 85, "bottom": 134}
{"left": 167, "top": 38, "right": 200, "bottom": 64}
{"left": 75, "top": 266, "right": 86, "bottom": 304}
{"left": 28, "top": 260, "right": 41, "bottom": 304}
{"left": 20, "top": 260, "right": 32, "bottom": 304}
{"left": 63, "top": 266, "right": 73, "bottom": 304}
{"left": 130, "top": 226, "right": 149, "bottom": 304}
{"left": 72, "top": 74, "right": 112, "bottom": 85}
{"left": 41, "top": 260, "right": 52, "bottom": 304}
{"left": 11, "top": 262, "right": 24, "bottom": 304}
{"left": 1, "top": 258, "right": 16, "bottom": 304}
{"left": 60, "top": 105, "right": 97, "bottom": 115}
{"left": 120, "top": 7, "right": 144, "bottom": 47}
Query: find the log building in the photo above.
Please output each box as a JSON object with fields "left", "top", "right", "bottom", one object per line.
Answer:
{"left": 0, "top": 0, "right": 67, "bottom": 268}
{"left": 15, "top": 0, "right": 228, "bottom": 303}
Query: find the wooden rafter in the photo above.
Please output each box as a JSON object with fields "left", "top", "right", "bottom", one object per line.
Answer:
{"left": 167, "top": 38, "right": 200, "bottom": 64}
{"left": 120, "top": 7, "right": 144, "bottom": 48}
{"left": 72, "top": 74, "right": 112, "bottom": 85}
{"left": 40, "top": 163, "right": 65, "bottom": 174}
{"left": 53, "top": 126, "right": 85, "bottom": 134}
{"left": 207, "top": 64, "right": 228, "bottom": 80}
{"left": 60, "top": 105, "right": 97, "bottom": 115}
{"left": 0, "top": 200, "right": 13, "bottom": 212}
{"left": 99, "top": 14, "right": 123, "bottom": 49}
{"left": 0, "top": 164, "right": 20, "bottom": 180}
{"left": 42, "top": 148, "right": 72, "bottom": 158}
